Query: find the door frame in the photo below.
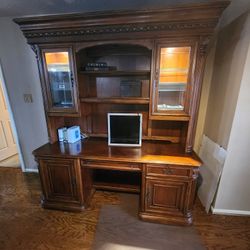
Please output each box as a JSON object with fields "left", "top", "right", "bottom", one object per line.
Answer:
{"left": 0, "top": 62, "right": 25, "bottom": 172}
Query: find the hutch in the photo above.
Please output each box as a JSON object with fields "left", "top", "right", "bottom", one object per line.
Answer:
{"left": 15, "top": 1, "right": 229, "bottom": 225}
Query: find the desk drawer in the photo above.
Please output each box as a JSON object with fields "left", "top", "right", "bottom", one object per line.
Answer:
{"left": 81, "top": 160, "right": 141, "bottom": 171}
{"left": 146, "top": 164, "right": 192, "bottom": 178}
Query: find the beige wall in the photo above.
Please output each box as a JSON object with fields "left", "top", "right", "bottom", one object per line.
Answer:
{"left": 214, "top": 17, "right": 250, "bottom": 211}
{"left": 203, "top": 13, "right": 249, "bottom": 149}
{"left": 0, "top": 17, "right": 48, "bottom": 170}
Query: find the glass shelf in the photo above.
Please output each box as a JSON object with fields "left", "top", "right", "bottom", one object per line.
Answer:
{"left": 79, "top": 70, "right": 150, "bottom": 77}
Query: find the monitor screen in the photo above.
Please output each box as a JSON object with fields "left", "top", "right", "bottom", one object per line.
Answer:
{"left": 108, "top": 113, "right": 142, "bottom": 147}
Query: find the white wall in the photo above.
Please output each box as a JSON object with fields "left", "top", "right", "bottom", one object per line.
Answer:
{"left": 218, "top": 0, "right": 250, "bottom": 28}
{"left": 0, "top": 17, "right": 48, "bottom": 170}
{"left": 213, "top": 18, "right": 250, "bottom": 213}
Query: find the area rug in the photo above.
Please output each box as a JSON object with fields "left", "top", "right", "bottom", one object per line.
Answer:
{"left": 92, "top": 194, "right": 205, "bottom": 250}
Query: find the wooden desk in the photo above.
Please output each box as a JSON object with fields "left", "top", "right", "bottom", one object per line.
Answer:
{"left": 33, "top": 138, "right": 201, "bottom": 225}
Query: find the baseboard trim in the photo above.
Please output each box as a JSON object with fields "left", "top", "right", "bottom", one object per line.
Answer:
{"left": 25, "top": 168, "right": 39, "bottom": 173}
{"left": 211, "top": 206, "right": 250, "bottom": 216}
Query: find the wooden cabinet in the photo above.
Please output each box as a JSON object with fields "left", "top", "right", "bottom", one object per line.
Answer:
{"left": 40, "top": 47, "right": 80, "bottom": 116}
{"left": 38, "top": 158, "right": 84, "bottom": 211}
{"left": 140, "top": 164, "right": 198, "bottom": 225}
{"left": 14, "top": 1, "right": 229, "bottom": 149}
{"left": 145, "top": 178, "right": 189, "bottom": 215}
{"left": 16, "top": 1, "right": 229, "bottom": 225}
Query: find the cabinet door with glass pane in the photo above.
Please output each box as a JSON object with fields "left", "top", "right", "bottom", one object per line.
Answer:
{"left": 151, "top": 41, "right": 194, "bottom": 118}
{"left": 41, "top": 47, "right": 79, "bottom": 115}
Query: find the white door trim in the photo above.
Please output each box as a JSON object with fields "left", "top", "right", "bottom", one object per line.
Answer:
{"left": 0, "top": 62, "right": 25, "bottom": 172}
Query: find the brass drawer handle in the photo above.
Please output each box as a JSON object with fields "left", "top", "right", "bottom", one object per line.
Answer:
{"left": 163, "top": 168, "right": 173, "bottom": 175}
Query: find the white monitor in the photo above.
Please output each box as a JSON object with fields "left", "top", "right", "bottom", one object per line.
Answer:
{"left": 107, "top": 113, "right": 142, "bottom": 147}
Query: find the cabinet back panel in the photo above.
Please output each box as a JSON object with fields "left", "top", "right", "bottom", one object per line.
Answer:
{"left": 150, "top": 120, "right": 186, "bottom": 142}
{"left": 77, "top": 44, "right": 151, "bottom": 71}
{"left": 91, "top": 104, "right": 149, "bottom": 136}
{"left": 47, "top": 116, "right": 65, "bottom": 143}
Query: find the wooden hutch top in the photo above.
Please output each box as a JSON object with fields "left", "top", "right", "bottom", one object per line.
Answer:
{"left": 14, "top": 1, "right": 229, "bottom": 44}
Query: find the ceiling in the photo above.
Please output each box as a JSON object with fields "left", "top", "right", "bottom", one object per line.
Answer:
{"left": 0, "top": 0, "right": 210, "bottom": 17}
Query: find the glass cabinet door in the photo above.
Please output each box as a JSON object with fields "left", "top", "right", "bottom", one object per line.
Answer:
{"left": 153, "top": 45, "right": 192, "bottom": 115}
{"left": 42, "top": 48, "right": 79, "bottom": 114}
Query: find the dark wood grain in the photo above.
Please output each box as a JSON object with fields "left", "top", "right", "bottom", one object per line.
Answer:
{"left": 0, "top": 168, "right": 249, "bottom": 250}
{"left": 80, "top": 97, "right": 150, "bottom": 104}
{"left": 38, "top": 158, "right": 84, "bottom": 211}
{"left": 13, "top": 1, "right": 229, "bottom": 44}
{"left": 33, "top": 138, "right": 201, "bottom": 225}
{"left": 33, "top": 138, "right": 201, "bottom": 166}
{"left": 15, "top": 1, "right": 229, "bottom": 148}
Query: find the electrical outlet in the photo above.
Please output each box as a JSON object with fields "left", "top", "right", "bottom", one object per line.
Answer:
{"left": 23, "top": 94, "right": 33, "bottom": 103}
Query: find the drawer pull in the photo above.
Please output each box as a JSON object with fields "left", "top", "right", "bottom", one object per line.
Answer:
{"left": 163, "top": 168, "right": 173, "bottom": 175}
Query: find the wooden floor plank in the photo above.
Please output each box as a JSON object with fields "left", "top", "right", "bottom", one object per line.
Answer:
{"left": 0, "top": 168, "right": 249, "bottom": 250}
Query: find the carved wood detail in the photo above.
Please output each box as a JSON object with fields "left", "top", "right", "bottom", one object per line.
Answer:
{"left": 23, "top": 20, "right": 217, "bottom": 39}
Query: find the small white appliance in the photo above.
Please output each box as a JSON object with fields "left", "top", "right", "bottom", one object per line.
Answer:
{"left": 66, "top": 126, "right": 81, "bottom": 143}
{"left": 57, "top": 127, "right": 67, "bottom": 142}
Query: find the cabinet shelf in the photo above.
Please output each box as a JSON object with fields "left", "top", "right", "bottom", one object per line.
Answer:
{"left": 149, "top": 114, "right": 190, "bottom": 121}
{"left": 158, "top": 82, "right": 186, "bottom": 92}
{"left": 79, "top": 70, "right": 150, "bottom": 77}
{"left": 80, "top": 97, "right": 150, "bottom": 104}
{"left": 93, "top": 182, "right": 140, "bottom": 193}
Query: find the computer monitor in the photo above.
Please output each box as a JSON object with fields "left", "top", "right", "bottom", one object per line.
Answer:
{"left": 107, "top": 113, "right": 142, "bottom": 147}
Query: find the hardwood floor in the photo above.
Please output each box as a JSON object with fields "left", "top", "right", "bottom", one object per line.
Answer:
{"left": 0, "top": 168, "right": 249, "bottom": 250}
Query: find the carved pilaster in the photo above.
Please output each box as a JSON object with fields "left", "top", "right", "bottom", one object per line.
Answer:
{"left": 185, "top": 36, "right": 211, "bottom": 153}
{"left": 199, "top": 36, "right": 210, "bottom": 56}
{"left": 30, "top": 44, "right": 40, "bottom": 61}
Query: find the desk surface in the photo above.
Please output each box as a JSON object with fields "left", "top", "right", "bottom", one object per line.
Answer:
{"left": 33, "top": 138, "right": 201, "bottom": 167}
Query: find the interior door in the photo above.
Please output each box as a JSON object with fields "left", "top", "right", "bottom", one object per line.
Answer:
{"left": 0, "top": 78, "right": 18, "bottom": 161}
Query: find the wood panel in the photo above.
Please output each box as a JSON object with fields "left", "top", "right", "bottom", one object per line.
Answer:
{"left": 150, "top": 120, "right": 186, "bottom": 143}
{"left": 38, "top": 158, "right": 84, "bottom": 211}
{"left": 90, "top": 103, "right": 149, "bottom": 136}
{"left": 14, "top": 1, "right": 230, "bottom": 44}
{"left": 33, "top": 138, "right": 202, "bottom": 167}
{"left": 47, "top": 116, "right": 65, "bottom": 143}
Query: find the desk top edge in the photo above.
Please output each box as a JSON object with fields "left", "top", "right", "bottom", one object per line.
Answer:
{"left": 33, "top": 138, "right": 202, "bottom": 167}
